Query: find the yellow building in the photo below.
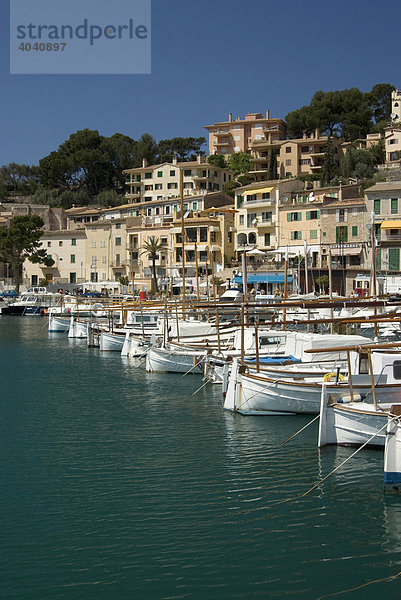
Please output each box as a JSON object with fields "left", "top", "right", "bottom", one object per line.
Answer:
{"left": 204, "top": 110, "right": 286, "bottom": 156}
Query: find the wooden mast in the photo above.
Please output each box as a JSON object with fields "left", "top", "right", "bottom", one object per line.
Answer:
{"left": 180, "top": 168, "right": 186, "bottom": 320}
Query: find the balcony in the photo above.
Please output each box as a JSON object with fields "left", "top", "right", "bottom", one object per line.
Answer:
{"left": 256, "top": 220, "right": 274, "bottom": 228}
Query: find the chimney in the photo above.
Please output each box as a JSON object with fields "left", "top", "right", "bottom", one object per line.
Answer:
{"left": 228, "top": 112, "right": 232, "bottom": 122}
{"left": 266, "top": 109, "right": 270, "bottom": 119}
{"left": 172, "top": 154, "right": 177, "bottom": 165}
{"left": 315, "top": 129, "right": 319, "bottom": 139}
{"left": 303, "top": 131, "right": 307, "bottom": 139}
{"left": 142, "top": 158, "right": 147, "bottom": 168}
{"left": 197, "top": 154, "right": 202, "bottom": 164}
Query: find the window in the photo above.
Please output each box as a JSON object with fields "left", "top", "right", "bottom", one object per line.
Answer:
{"left": 155, "top": 207, "right": 160, "bottom": 215}
{"left": 71, "top": 238, "right": 76, "bottom": 246}
{"left": 239, "top": 215, "right": 244, "bottom": 225}
{"left": 102, "top": 256, "right": 107, "bottom": 264}
{"left": 115, "top": 223, "right": 121, "bottom": 229}
{"left": 287, "top": 212, "right": 302, "bottom": 222}
{"left": 115, "top": 237, "right": 121, "bottom": 246}
{"left": 389, "top": 138, "right": 398, "bottom": 145}
{"left": 155, "top": 183, "right": 163, "bottom": 190}
{"left": 183, "top": 203, "right": 189, "bottom": 211}
{"left": 161, "top": 237, "right": 168, "bottom": 244}
{"left": 374, "top": 199, "right": 381, "bottom": 213}
{"left": 290, "top": 231, "right": 302, "bottom": 240}
{"left": 184, "top": 169, "right": 191, "bottom": 176}
{"left": 285, "top": 159, "right": 292, "bottom": 166}
{"left": 306, "top": 210, "right": 320, "bottom": 220}
{"left": 91, "top": 241, "right": 96, "bottom": 248}
{"left": 165, "top": 206, "right": 170, "bottom": 215}
{"left": 301, "top": 146, "right": 310, "bottom": 153}
{"left": 144, "top": 172, "right": 152, "bottom": 179}
{"left": 310, "top": 230, "right": 318, "bottom": 239}
{"left": 352, "top": 226, "right": 358, "bottom": 237}
{"left": 70, "top": 254, "right": 76, "bottom": 264}
{"left": 157, "top": 171, "right": 163, "bottom": 177}
{"left": 145, "top": 185, "right": 153, "bottom": 191}
{"left": 69, "top": 272, "right": 76, "bottom": 284}
{"left": 261, "top": 211, "right": 272, "bottom": 222}
{"left": 262, "top": 192, "right": 270, "bottom": 199}
{"left": 349, "top": 255, "right": 361, "bottom": 266}
{"left": 389, "top": 248, "right": 400, "bottom": 270}
{"left": 59, "top": 241, "right": 63, "bottom": 247}
{"left": 247, "top": 213, "right": 257, "bottom": 227}
{"left": 168, "top": 183, "right": 178, "bottom": 189}
{"left": 100, "top": 240, "right": 106, "bottom": 248}
{"left": 286, "top": 146, "right": 292, "bottom": 153}
{"left": 170, "top": 170, "right": 175, "bottom": 176}
{"left": 47, "top": 241, "right": 51, "bottom": 247}
{"left": 210, "top": 232, "right": 216, "bottom": 243}
{"left": 336, "top": 226, "right": 348, "bottom": 243}
{"left": 115, "top": 254, "right": 121, "bottom": 267}
{"left": 136, "top": 175, "right": 141, "bottom": 182}
{"left": 264, "top": 233, "right": 271, "bottom": 246}
{"left": 199, "top": 227, "right": 207, "bottom": 242}
{"left": 228, "top": 231, "right": 233, "bottom": 243}
{"left": 391, "top": 198, "right": 398, "bottom": 214}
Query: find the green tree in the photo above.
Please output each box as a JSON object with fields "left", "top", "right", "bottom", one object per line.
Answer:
{"left": 285, "top": 105, "right": 314, "bottom": 138}
{"left": 157, "top": 137, "right": 206, "bottom": 162}
{"left": 38, "top": 129, "right": 114, "bottom": 194}
{"left": 141, "top": 236, "right": 164, "bottom": 294}
{"left": 105, "top": 133, "right": 138, "bottom": 191}
{"left": 320, "top": 138, "right": 338, "bottom": 186}
{"left": 267, "top": 149, "right": 278, "bottom": 180}
{"left": 135, "top": 133, "right": 158, "bottom": 166}
{"left": 227, "top": 152, "right": 252, "bottom": 177}
{"left": 0, "top": 215, "right": 54, "bottom": 293}
{"left": 0, "top": 163, "right": 39, "bottom": 195}
{"left": 207, "top": 154, "right": 227, "bottom": 168}
{"left": 223, "top": 180, "right": 240, "bottom": 197}
{"left": 368, "top": 83, "right": 395, "bottom": 123}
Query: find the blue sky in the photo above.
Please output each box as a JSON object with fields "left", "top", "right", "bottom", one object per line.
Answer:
{"left": 1, "top": 0, "right": 400, "bottom": 166}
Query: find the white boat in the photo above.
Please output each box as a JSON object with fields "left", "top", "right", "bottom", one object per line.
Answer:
{"left": 224, "top": 345, "right": 401, "bottom": 417}
{"left": 67, "top": 316, "right": 88, "bottom": 338}
{"left": 319, "top": 351, "right": 401, "bottom": 447}
{"left": 48, "top": 315, "right": 70, "bottom": 333}
{"left": 384, "top": 413, "right": 401, "bottom": 488}
{"left": 146, "top": 345, "right": 207, "bottom": 374}
{"left": 99, "top": 330, "right": 125, "bottom": 352}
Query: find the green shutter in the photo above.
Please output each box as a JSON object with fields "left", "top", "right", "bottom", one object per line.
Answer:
{"left": 389, "top": 248, "right": 400, "bottom": 271}
{"left": 287, "top": 213, "right": 291, "bottom": 222}
{"left": 291, "top": 231, "right": 294, "bottom": 240}
{"left": 298, "top": 212, "right": 302, "bottom": 221}
{"left": 317, "top": 210, "right": 320, "bottom": 218}
{"left": 375, "top": 247, "right": 381, "bottom": 271}
{"left": 306, "top": 211, "right": 310, "bottom": 220}
{"left": 352, "top": 226, "right": 358, "bottom": 237}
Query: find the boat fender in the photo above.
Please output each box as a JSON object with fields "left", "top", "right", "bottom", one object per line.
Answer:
{"left": 338, "top": 393, "right": 363, "bottom": 404}
{"left": 323, "top": 372, "right": 345, "bottom": 382}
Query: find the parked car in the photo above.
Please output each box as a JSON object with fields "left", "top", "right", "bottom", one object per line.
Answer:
{"left": 0, "top": 289, "right": 17, "bottom": 298}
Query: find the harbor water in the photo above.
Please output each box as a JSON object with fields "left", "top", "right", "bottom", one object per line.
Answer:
{"left": 1, "top": 317, "right": 401, "bottom": 599}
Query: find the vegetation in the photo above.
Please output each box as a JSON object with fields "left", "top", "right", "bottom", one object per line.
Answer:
{"left": 285, "top": 84, "right": 395, "bottom": 140}
{"left": 207, "top": 154, "right": 227, "bottom": 168}
{"left": 141, "top": 236, "right": 164, "bottom": 294}
{"left": 227, "top": 152, "right": 252, "bottom": 178}
{"left": 0, "top": 215, "right": 54, "bottom": 292}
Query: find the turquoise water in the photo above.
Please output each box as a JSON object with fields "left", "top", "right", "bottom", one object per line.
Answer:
{"left": 1, "top": 317, "right": 401, "bottom": 599}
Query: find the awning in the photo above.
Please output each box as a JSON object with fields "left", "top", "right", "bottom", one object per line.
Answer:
{"left": 332, "top": 247, "right": 362, "bottom": 255}
{"left": 233, "top": 274, "right": 293, "bottom": 284}
{"left": 379, "top": 220, "right": 401, "bottom": 229}
{"left": 242, "top": 186, "right": 274, "bottom": 197}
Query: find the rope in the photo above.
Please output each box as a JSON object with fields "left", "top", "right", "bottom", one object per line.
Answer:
{"left": 316, "top": 569, "right": 401, "bottom": 599}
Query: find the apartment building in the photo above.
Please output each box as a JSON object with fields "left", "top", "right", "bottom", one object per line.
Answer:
{"left": 234, "top": 179, "right": 302, "bottom": 257}
{"left": 23, "top": 229, "right": 87, "bottom": 286}
{"left": 124, "top": 156, "right": 232, "bottom": 207}
{"left": 365, "top": 182, "right": 401, "bottom": 275}
{"left": 84, "top": 217, "right": 129, "bottom": 283}
{"left": 204, "top": 111, "right": 286, "bottom": 156}
{"left": 171, "top": 208, "right": 235, "bottom": 286}
{"left": 251, "top": 130, "right": 346, "bottom": 180}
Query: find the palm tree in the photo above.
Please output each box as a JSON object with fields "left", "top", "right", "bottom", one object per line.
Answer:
{"left": 141, "top": 236, "right": 164, "bottom": 294}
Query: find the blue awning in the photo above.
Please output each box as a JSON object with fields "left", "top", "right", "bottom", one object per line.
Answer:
{"left": 232, "top": 273, "right": 293, "bottom": 284}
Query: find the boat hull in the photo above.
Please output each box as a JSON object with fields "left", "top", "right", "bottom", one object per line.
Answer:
{"left": 146, "top": 346, "right": 205, "bottom": 374}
